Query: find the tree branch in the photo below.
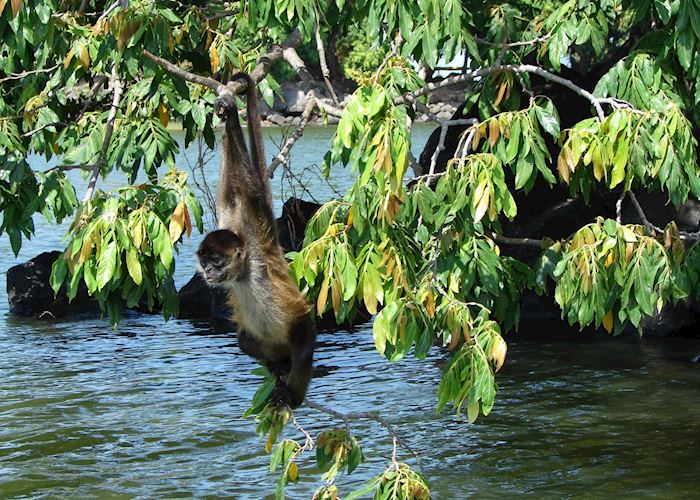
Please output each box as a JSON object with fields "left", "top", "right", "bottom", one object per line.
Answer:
{"left": 83, "top": 65, "right": 123, "bottom": 203}
{"left": 489, "top": 232, "right": 545, "bottom": 248}
{"left": 473, "top": 32, "right": 552, "bottom": 48}
{"left": 304, "top": 399, "right": 425, "bottom": 476}
{"left": 395, "top": 64, "right": 606, "bottom": 121}
{"left": 268, "top": 93, "right": 318, "bottom": 177}
{"left": 143, "top": 29, "right": 303, "bottom": 99}
{"left": 314, "top": 14, "right": 340, "bottom": 106}
{"left": 0, "top": 64, "right": 60, "bottom": 84}
{"left": 143, "top": 50, "right": 225, "bottom": 93}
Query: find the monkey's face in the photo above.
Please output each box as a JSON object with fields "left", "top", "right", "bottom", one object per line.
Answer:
{"left": 196, "top": 229, "right": 247, "bottom": 287}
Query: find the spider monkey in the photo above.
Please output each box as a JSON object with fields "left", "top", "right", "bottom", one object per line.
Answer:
{"left": 196, "top": 73, "right": 315, "bottom": 408}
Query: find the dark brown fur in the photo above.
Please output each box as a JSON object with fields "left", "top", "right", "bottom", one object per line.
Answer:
{"left": 197, "top": 73, "right": 315, "bottom": 408}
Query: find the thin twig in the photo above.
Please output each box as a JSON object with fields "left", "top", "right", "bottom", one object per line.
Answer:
{"left": 373, "top": 32, "right": 402, "bottom": 86}
{"left": 0, "top": 64, "right": 60, "bottom": 84}
{"left": 627, "top": 190, "right": 663, "bottom": 234}
{"left": 290, "top": 412, "right": 315, "bottom": 452}
{"left": 304, "top": 399, "right": 426, "bottom": 476}
{"left": 473, "top": 32, "right": 552, "bottom": 48}
{"left": 83, "top": 65, "right": 123, "bottom": 202}
{"left": 96, "top": 0, "right": 121, "bottom": 22}
{"left": 268, "top": 93, "right": 318, "bottom": 177}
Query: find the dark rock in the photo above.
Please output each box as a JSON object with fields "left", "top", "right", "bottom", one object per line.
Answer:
{"left": 641, "top": 299, "right": 700, "bottom": 338}
{"left": 177, "top": 272, "right": 232, "bottom": 321}
{"left": 7, "top": 251, "right": 99, "bottom": 318}
{"left": 276, "top": 197, "right": 322, "bottom": 252}
{"left": 267, "top": 113, "right": 287, "bottom": 126}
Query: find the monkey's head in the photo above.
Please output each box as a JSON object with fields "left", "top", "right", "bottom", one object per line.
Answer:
{"left": 196, "top": 229, "right": 248, "bottom": 287}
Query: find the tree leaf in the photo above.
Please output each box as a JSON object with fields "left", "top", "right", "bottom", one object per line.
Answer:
{"left": 96, "top": 240, "right": 117, "bottom": 291}
{"left": 317, "top": 274, "right": 330, "bottom": 315}
{"left": 10, "top": 0, "right": 21, "bottom": 17}
{"left": 126, "top": 249, "right": 143, "bottom": 285}
{"left": 168, "top": 201, "right": 186, "bottom": 243}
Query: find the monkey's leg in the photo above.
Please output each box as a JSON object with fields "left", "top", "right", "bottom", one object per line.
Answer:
{"left": 275, "top": 316, "right": 316, "bottom": 408}
{"left": 237, "top": 330, "right": 266, "bottom": 360}
{"left": 239, "top": 330, "right": 291, "bottom": 379}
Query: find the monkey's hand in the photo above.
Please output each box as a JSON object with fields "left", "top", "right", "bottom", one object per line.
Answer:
{"left": 214, "top": 92, "right": 237, "bottom": 120}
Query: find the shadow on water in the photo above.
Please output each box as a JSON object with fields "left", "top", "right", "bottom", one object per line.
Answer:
{"left": 1, "top": 126, "right": 700, "bottom": 498}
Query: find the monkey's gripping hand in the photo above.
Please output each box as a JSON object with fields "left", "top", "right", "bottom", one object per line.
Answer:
{"left": 214, "top": 92, "right": 237, "bottom": 120}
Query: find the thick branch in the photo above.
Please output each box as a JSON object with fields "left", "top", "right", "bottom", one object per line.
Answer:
{"left": 281, "top": 45, "right": 342, "bottom": 117}
{"left": 143, "top": 50, "right": 225, "bottom": 93}
{"left": 314, "top": 16, "right": 340, "bottom": 106}
{"left": 395, "top": 64, "right": 606, "bottom": 120}
{"left": 489, "top": 232, "right": 545, "bottom": 248}
{"left": 144, "top": 29, "right": 303, "bottom": 100}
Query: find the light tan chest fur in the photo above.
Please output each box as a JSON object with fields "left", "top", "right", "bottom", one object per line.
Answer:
{"left": 228, "top": 270, "right": 290, "bottom": 343}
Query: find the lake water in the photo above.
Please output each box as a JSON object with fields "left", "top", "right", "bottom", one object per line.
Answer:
{"left": 1, "top": 126, "right": 700, "bottom": 498}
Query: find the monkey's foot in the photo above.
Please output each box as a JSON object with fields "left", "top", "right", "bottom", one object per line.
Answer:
{"left": 269, "top": 382, "right": 295, "bottom": 409}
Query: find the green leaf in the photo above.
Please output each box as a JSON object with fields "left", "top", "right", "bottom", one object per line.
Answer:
{"left": 96, "top": 240, "right": 117, "bottom": 290}
{"left": 126, "top": 249, "right": 143, "bottom": 285}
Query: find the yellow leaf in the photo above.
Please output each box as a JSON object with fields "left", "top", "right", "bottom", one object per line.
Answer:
{"left": 77, "top": 45, "right": 90, "bottom": 70}
{"left": 363, "top": 281, "right": 378, "bottom": 315}
{"left": 557, "top": 152, "right": 570, "bottom": 183}
{"left": 168, "top": 201, "right": 186, "bottom": 243}
{"left": 53, "top": 142, "right": 59, "bottom": 154}
{"left": 265, "top": 434, "right": 274, "bottom": 454}
{"left": 132, "top": 219, "right": 144, "bottom": 250}
{"left": 210, "top": 44, "right": 219, "bottom": 73}
{"left": 425, "top": 290, "right": 435, "bottom": 319}
{"left": 287, "top": 461, "right": 298, "bottom": 481}
{"left": 317, "top": 275, "right": 330, "bottom": 315}
{"left": 494, "top": 79, "right": 507, "bottom": 107}
{"left": 10, "top": 0, "right": 21, "bottom": 17}
{"left": 346, "top": 207, "right": 354, "bottom": 228}
{"left": 64, "top": 48, "right": 75, "bottom": 69}
{"left": 449, "top": 273, "right": 459, "bottom": 293}
{"left": 158, "top": 101, "right": 169, "bottom": 127}
{"left": 602, "top": 310, "right": 614, "bottom": 333}
{"left": 183, "top": 204, "right": 192, "bottom": 237}
{"left": 168, "top": 34, "right": 174, "bottom": 53}
{"left": 448, "top": 332, "right": 460, "bottom": 351}
{"left": 471, "top": 126, "right": 481, "bottom": 150}
{"left": 604, "top": 251, "right": 614, "bottom": 268}
{"left": 592, "top": 146, "right": 604, "bottom": 181}
{"left": 488, "top": 119, "right": 500, "bottom": 147}
{"left": 0, "top": 0, "right": 7, "bottom": 16}
{"left": 473, "top": 182, "right": 490, "bottom": 223}
{"left": 462, "top": 322, "right": 471, "bottom": 343}
{"left": 490, "top": 336, "right": 507, "bottom": 371}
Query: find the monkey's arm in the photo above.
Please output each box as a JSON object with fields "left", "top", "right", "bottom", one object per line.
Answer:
{"left": 230, "top": 72, "right": 272, "bottom": 207}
